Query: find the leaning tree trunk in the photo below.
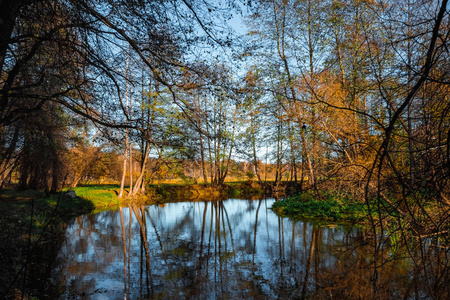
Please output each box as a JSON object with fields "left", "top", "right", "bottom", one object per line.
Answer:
{"left": 131, "top": 140, "right": 150, "bottom": 196}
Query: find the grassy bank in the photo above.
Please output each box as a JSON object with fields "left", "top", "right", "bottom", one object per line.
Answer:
{"left": 271, "top": 191, "right": 370, "bottom": 224}
{"left": 0, "top": 189, "right": 95, "bottom": 298}
{"left": 69, "top": 181, "right": 278, "bottom": 206}
{"left": 72, "top": 185, "right": 121, "bottom": 212}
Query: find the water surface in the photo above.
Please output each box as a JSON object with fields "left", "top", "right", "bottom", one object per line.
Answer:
{"left": 50, "top": 198, "right": 414, "bottom": 299}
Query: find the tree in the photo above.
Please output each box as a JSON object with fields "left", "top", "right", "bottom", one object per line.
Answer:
{"left": 0, "top": 0, "right": 240, "bottom": 191}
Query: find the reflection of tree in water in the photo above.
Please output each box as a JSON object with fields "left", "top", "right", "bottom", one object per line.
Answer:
{"left": 51, "top": 199, "right": 448, "bottom": 299}
{"left": 303, "top": 227, "right": 449, "bottom": 299}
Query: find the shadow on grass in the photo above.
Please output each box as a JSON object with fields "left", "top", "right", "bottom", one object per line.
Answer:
{"left": 0, "top": 189, "right": 95, "bottom": 299}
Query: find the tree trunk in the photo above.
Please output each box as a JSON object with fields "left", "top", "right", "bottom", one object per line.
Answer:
{"left": 118, "top": 129, "right": 128, "bottom": 197}
{"left": 272, "top": 0, "right": 316, "bottom": 190}
{"left": 195, "top": 95, "right": 208, "bottom": 184}
{"left": 0, "top": 0, "right": 22, "bottom": 75}
{"left": 0, "top": 125, "right": 20, "bottom": 187}
{"left": 250, "top": 99, "right": 262, "bottom": 184}
{"left": 50, "top": 147, "right": 59, "bottom": 193}
{"left": 199, "top": 132, "right": 208, "bottom": 184}
{"left": 131, "top": 140, "right": 150, "bottom": 196}
{"left": 119, "top": 48, "right": 132, "bottom": 197}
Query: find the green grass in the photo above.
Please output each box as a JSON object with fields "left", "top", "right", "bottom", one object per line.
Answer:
{"left": 72, "top": 184, "right": 120, "bottom": 212}
{"left": 271, "top": 191, "right": 369, "bottom": 223}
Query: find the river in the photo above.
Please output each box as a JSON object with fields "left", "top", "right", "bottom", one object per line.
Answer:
{"left": 44, "top": 198, "right": 436, "bottom": 299}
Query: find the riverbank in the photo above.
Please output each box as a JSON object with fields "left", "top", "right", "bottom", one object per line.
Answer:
{"left": 0, "top": 190, "right": 95, "bottom": 298}
{"left": 71, "top": 180, "right": 301, "bottom": 210}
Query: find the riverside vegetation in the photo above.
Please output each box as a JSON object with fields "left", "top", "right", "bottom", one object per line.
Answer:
{"left": 271, "top": 191, "right": 369, "bottom": 223}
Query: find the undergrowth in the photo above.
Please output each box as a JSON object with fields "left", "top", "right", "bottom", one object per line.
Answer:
{"left": 271, "top": 191, "right": 370, "bottom": 223}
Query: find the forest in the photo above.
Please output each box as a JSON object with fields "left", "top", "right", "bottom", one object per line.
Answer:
{"left": 1, "top": 0, "right": 449, "bottom": 299}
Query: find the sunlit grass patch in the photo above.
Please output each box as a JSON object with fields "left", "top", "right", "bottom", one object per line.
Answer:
{"left": 72, "top": 185, "right": 120, "bottom": 212}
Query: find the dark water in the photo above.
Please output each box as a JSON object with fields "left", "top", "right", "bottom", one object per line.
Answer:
{"left": 48, "top": 198, "right": 428, "bottom": 299}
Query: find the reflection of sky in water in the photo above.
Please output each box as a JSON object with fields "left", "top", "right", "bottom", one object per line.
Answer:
{"left": 52, "top": 199, "right": 361, "bottom": 299}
